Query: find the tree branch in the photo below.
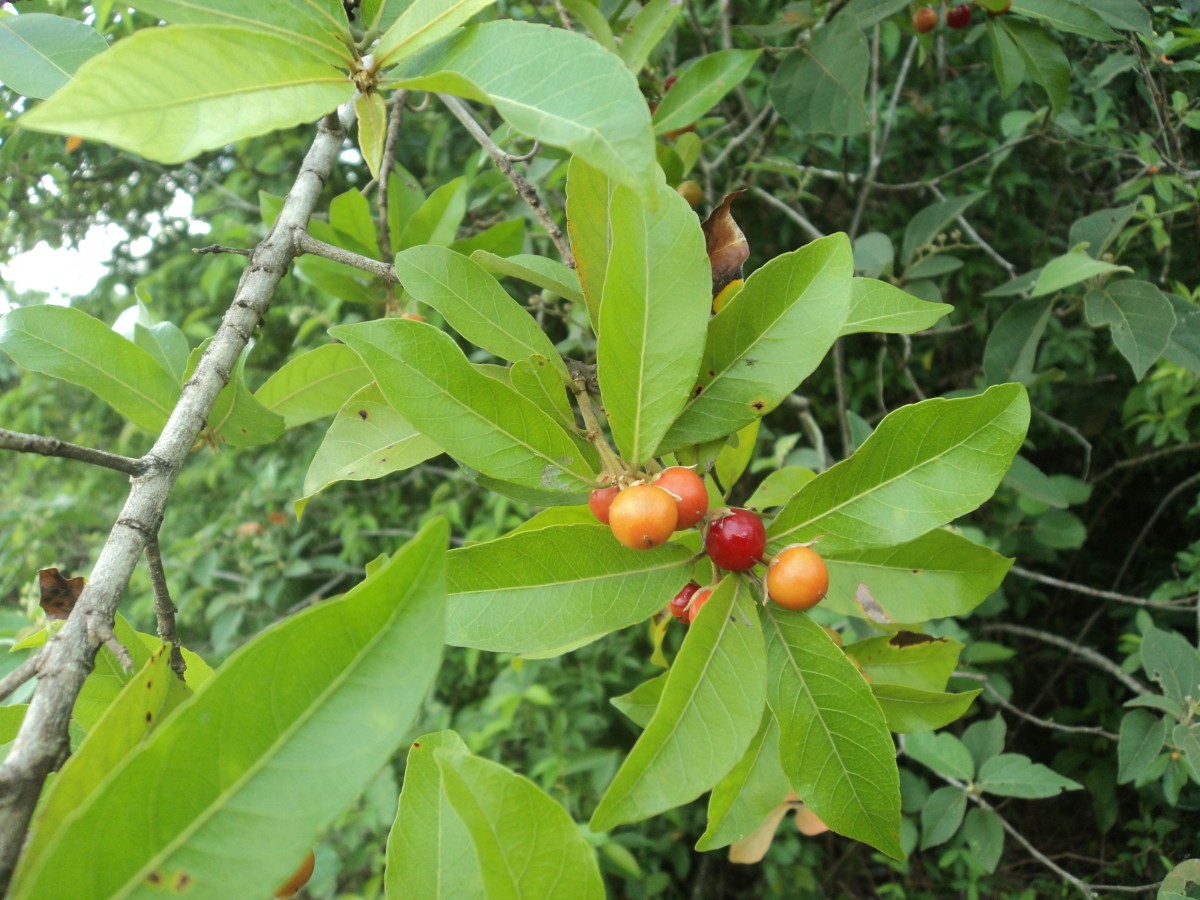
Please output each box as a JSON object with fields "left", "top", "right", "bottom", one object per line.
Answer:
{"left": 0, "top": 429, "right": 144, "bottom": 476}
{"left": 0, "top": 653, "right": 41, "bottom": 706}
{"left": 0, "top": 108, "right": 352, "bottom": 893}
{"left": 144, "top": 537, "right": 186, "bottom": 681}
{"left": 293, "top": 231, "right": 398, "bottom": 282}
{"left": 982, "top": 623, "right": 1152, "bottom": 697}
{"left": 1009, "top": 565, "right": 1196, "bottom": 611}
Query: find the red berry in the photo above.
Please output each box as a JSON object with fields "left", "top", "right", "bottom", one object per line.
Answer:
{"left": 669, "top": 581, "right": 701, "bottom": 623}
{"left": 663, "top": 74, "right": 678, "bottom": 92}
{"left": 766, "top": 545, "right": 829, "bottom": 611}
{"left": 686, "top": 587, "right": 713, "bottom": 624}
{"left": 609, "top": 484, "right": 678, "bottom": 550}
{"left": 588, "top": 485, "right": 620, "bottom": 525}
{"left": 946, "top": 3, "right": 972, "bottom": 28}
{"left": 913, "top": 6, "right": 938, "bottom": 32}
{"left": 704, "top": 509, "right": 766, "bottom": 571}
{"left": 274, "top": 850, "right": 315, "bottom": 899}
{"left": 653, "top": 467, "right": 709, "bottom": 529}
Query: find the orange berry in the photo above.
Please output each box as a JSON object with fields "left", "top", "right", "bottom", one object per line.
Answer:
{"left": 608, "top": 484, "right": 678, "bottom": 550}
{"left": 766, "top": 545, "right": 829, "bottom": 611}
{"left": 653, "top": 466, "right": 709, "bottom": 529}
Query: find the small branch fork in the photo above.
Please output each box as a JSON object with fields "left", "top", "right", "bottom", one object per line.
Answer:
{"left": 0, "top": 429, "right": 144, "bottom": 476}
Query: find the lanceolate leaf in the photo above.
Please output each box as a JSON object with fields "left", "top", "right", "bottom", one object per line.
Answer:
{"left": 598, "top": 182, "right": 711, "bottom": 464}
{"left": 254, "top": 343, "right": 371, "bottom": 429}
{"left": 10, "top": 522, "right": 447, "bottom": 900}
{"left": 661, "top": 234, "right": 853, "bottom": 452}
{"left": 471, "top": 251, "right": 584, "bottom": 306}
{"left": 591, "top": 578, "right": 767, "bottom": 832}
{"left": 566, "top": 156, "right": 617, "bottom": 329}
{"left": 0, "top": 13, "right": 108, "bottom": 100}
{"left": 763, "top": 607, "right": 903, "bottom": 859}
{"left": 844, "top": 633, "right": 964, "bottom": 692}
{"left": 386, "top": 21, "right": 656, "bottom": 198}
{"left": 332, "top": 318, "right": 596, "bottom": 495}
{"left": 0, "top": 304, "right": 180, "bottom": 433}
{"left": 872, "top": 684, "right": 982, "bottom": 734}
{"left": 768, "top": 384, "right": 1030, "bottom": 555}
{"left": 374, "top": 0, "right": 499, "bottom": 68}
{"left": 446, "top": 524, "right": 694, "bottom": 656}
{"left": 841, "top": 278, "right": 951, "bottom": 337}
{"left": 652, "top": 49, "right": 762, "bottom": 136}
{"left": 20, "top": 26, "right": 353, "bottom": 163}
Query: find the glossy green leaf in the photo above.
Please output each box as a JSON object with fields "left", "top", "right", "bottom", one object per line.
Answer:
{"left": 21, "top": 26, "right": 353, "bottom": 163}
{"left": 661, "top": 234, "right": 853, "bottom": 451}
{"left": 770, "top": 17, "right": 869, "bottom": 135}
{"left": 470, "top": 250, "right": 584, "bottom": 305}
{"left": 387, "top": 731, "right": 483, "bottom": 899}
{"left": 591, "top": 578, "right": 767, "bottom": 831}
{"left": 904, "top": 731, "right": 975, "bottom": 781}
{"left": 902, "top": 194, "right": 984, "bottom": 267}
{"left": 255, "top": 343, "right": 371, "bottom": 429}
{"left": 841, "top": 278, "right": 951, "bottom": 336}
{"left": 715, "top": 420, "right": 760, "bottom": 494}
{"left": 1085, "top": 280, "right": 1176, "bottom": 380}
{"left": 977, "top": 753, "right": 1083, "bottom": 798}
{"left": 437, "top": 752, "right": 606, "bottom": 899}
{"left": 845, "top": 633, "right": 964, "bottom": 691}
{"left": 355, "top": 90, "right": 388, "bottom": 180}
{"left": 387, "top": 21, "right": 656, "bottom": 198}
{"left": 0, "top": 13, "right": 108, "bottom": 100}
{"left": 298, "top": 383, "right": 441, "bottom": 513}
{"left": 126, "top": 0, "right": 352, "bottom": 65}
{"left": 510, "top": 356, "right": 573, "bottom": 428}
{"left": 983, "top": 297, "right": 1053, "bottom": 385}
{"left": 1141, "top": 626, "right": 1200, "bottom": 710}
{"left": 825, "top": 529, "right": 1013, "bottom": 622}
{"left": 763, "top": 607, "right": 902, "bottom": 858}
{"left": 566, "top": 156, "right": 617, "bottom": 330}
{"left": 396, "top": 177, "right": 466, "bottom": 250}
{"left": 10, "top": 521, "right": 447, "bottom": 900}
{"left": 332, "top": 318, "right": 596, "bottom": 495}
{"left": 393, "top": 245, "right": 566, "bottom": 374}
{"left": 769, "top": 385, "right": 1030, "bottom": 555}
{"left": 1033, "top": 250, "right": 1130, "bottom": 296}
{"left": 374, "top": 0, "right": 498, "bottom": 67}
{"left": 611, "top": 672, "right": 669, "bottom": 729}
{"left": 745, "top": 466, "right": 816, "bottom": 511}
{"left": 1011, "top": 0, "right": 1119, "bottom": 41}
{"left": 651, "top": 49, "right": 761, "bottom": 135}
{"left": 962, "top": 807, "right": 1004, "bottom": 873}
{"left": 1117, "top": 709, "right": 1168, "bottom": 784}
{"left": 696, "top": 712, "right": 791, "bottom": 851}
{"left": 597, "top": 181, "right": 711, "bottom": 464}
{"left": 133, "top": 321, "right": 189, "bottom": 383}
{"left": 619, "top": 0, "right": 681, "bottom": 72}
{"left": 920, "top": 786, "right": 967, "bottom": 850}
{"left": 872, "top": 684, "right": 981, "bottom": 734}
{"left": 447, "top": 524, "right": 694, "bottom": 656}
{"left": 0, "top": 304, "right": 180, "bottom": 433}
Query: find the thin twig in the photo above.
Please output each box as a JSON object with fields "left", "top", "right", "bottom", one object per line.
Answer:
{"left": 1009, "top": 565, "right": 1196, "bottom": 611}
{"left": 293, "top": 231, "right": 398, "bottom": 283}
{"left": 89, "top": 618, "right": 133, "bottom": 671}
{"left": 0, "top": 653, "right": 41, "bottom": 705}
{"left": 144, "top": 538, "right": 186, "bottom": 681}
{"left": 927, "top": 185, "right": 1016, "bottom": 277}
{"left": 982, "top": 623, "right": 1152, "bottom": 697}
{"left": 0, "top": 429, "right": 144, "bottom": 476}
{"left": 437, "top": 93, "right": 574, "bottom": 266}
{"left": 953, "top": 672, "right": 1119, "bottom": 740}
{"left": 1113, "top": 470, "right": 1200, "bottom": 591}
{"left": 1093, "top": 440, "right": 1200, "bottom": 484}
{"left": 192, "top": 244, "right": 252, "bottom": 257}
{"left": 553, "top": 0, "right": 574, "bottom": 31}
{"left": 376, "top": 90, "right": 407, "bottom": 262}
{"left": 750, "top": 186, "right": 824, "bottom": 242}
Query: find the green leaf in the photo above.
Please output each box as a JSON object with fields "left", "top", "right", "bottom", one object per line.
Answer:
{"left": 255, "top": 343, "right": 371, "bottom": 429}
{"left": 591, "top": 578, "right": 767, "bottom": 831}
{"left": 1163, "top": 295, "right": 1200, "bottom": 375}
{"left": 843, "top": 0, "right": 912, "bottom": 27}
{"left": 853, "top": 232, "right": 894, "bottom": 278}
{"left": 904, "top": 731, "right": 975, "bottom": 781}
{"left": 355, "top": 90, "right": 388, "bottom": 180}
{"left": 984, "top": 298, "right": 1053, "bottom": 385}
{"left": 393, "top": 245, "right": 566, "bottom": 375}
{"left": 10, "top": 521, "right": 447, "bottom": 900}
{"left": 387, "top": 21, "right": 656, "bottom": 199}
{"left": 374, "top": 0, "right": 498, "bottom": 67}
{"left": 450, "top": 219, "right": 525, "bottom": 258}
{"left": 920, "top": 786, "right": 967, "bottom": 849}
{"left": 977, "top": 753, "right": 1084, "bottom": 799}
{"left": 1003, "top": 454, "right": 1069, "bottom": 507}
{"left": 746, "top": 466, "right": 816, "bottom": 511}
{"left": 126, "top": 0, "right": 353, "bottom": 65}
{"left": 769, "top": 385, "right": 1030, "bottom": 555}
{"left": 133, "top": 321, "right": 189, "bottom": 383}
{"left": 298, "top": 383, "right": 441, "bottom": 513}
{"left": 697, "top": 712, "right": 792, "bottom": 851}
{"left": 845, "top": 633, "right": 964, "bottom": 692}
{"left": 1141, "top": 626, "right": 1200, "bottom": 711}
{"left": 1033, "top": 250, "right": 1130, "bottom": 296}
{"left": 962, "top": 807, "right": 1004, "bottom": 873}
{"left": 387, "top": 731, "right": 484, "bottom": 899}
{"left": 1117, "top": 709, "right": 1168, "bottom": 785}
{"left": 446, "top": 524, "right": 694, "bottom": 656}
{"left": 1011, "top": 0, "right": 1119, "bottom": 41}
{"left": 902, "top": 194, "right": 984, "bottom": 267}
{"left": 1174, "top": 725, "right": 1200, "bottom": 785}
{"left": 619, "top": 0, "right": 682, "bottom": 72}
{"left": 510, "top": 356, "right": 574, "bottom": 428}
{"left": 962, "top": 715, "right": 1006, "bottom": 771}
{"left": 1085, "top": 280, "right": 1177, "bottom": 380}
{"left": 566, "top": 156, "right": 616, "bottom": 330}
{"left": 841, "top": 278, "right": 951, "bottom": 336}
{"left": 770, "top": 17, "right": 870, "bottom": 136}
{"left": 0, "top": 304, "right": 180, "bottom": 432}
{"left": 763, "top": 607, "right": 902, "bottom": 858}
{"left": 661, "top": 234, "right": 853, "bottom": 451}
{"left": 611, "top": 672, "right": 669, "bottom": 729}
{"left": 1087, "top": 0, "right": 1152, "bottom": 34}
{"left": 652, "top": 49, "right": 762, "bottom": 136}
{"left": 0, "top": 13, "right": 108, "bottom": 100}
{"left": 471, "top": 250, "right": 584, "bottom": 305}
{"left": 1004, "top": 19, "right": 1070, "bottom": 114}
{"left": 873, "top": 684, "right": 981, "bottom": 735}
{"left": 597, "top": 182, "right": 711, "bottom": 464}
{"left": 396, "top": 176, "right": 468, "bottom": 250}
{"left": 206, "top": 343, "right": 287, "bottom": 448}
{"left": 988, "top": 18, "right": 1026, "bottom": 99}
{"left": 715, "top": 420, "right": 760, "bottom": 494}
{"left": 826, "top": 530, "right": 1013, "bottom": 623}
{"left": 332, "top": 318, "right": 596, "bottom": 496}
{"left": 1068, "top": 204, "right": 1137, "bottom": 259}
{"left": 21, "top": 26, "right": 353, "bottom": 163}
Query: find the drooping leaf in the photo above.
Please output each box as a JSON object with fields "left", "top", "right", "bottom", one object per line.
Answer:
{"left": 841, "top": 278, "right": 951, "bottom": 336}
{"left": 1001, "top": 19, "right": 1071, "bottom": 114}
{"left": 1032, "top": 250, "right": 1131, "bottom": 296}
{"left": 872, "top": 684, "right": 981, "bottom": 734}
{"left": 1084, "top": 280, "right": 1176, "bottom": 380}
{"left": 471, "top": 250, "right": 584, "bottom": 305}
{"left": 701, "top": 191, "right": 750, "bottom": 298}
{"left": 1117, "top": 709, "right": 1168, "bottom": 785}
{"left": 566, "top": 156, "right": 617, "bottom": 330}
{"left": 0, "top": 13, "right": 108, "bottom": 100}
{"left": 255, "top": 343, "right": 371, "bottom": 429}
{"left": 983, "top": 298, "right": 1054, "bottom": 385}
{"left": 770, "top": 17, "right": 870, "bottom": 135}
{"left": 652, "top": 49, "right": 761, "bottom": 136}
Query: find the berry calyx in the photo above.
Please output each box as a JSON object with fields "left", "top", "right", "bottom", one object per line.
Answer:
{"left": 654, "top": 466, "right": 709, "bottom": 529}
{"left": 704, "top": 509, "right": 766, "bottom": 571}
{"left": 766, "top": 545, "right": 829, "bottom": 611}
{"left": 669, "top": 580, "right": 701, "bottom": 623}
{"left": 588, "top": 485, "right": 620, "bottom": 525}
{"left": 686, "top": 587, "right": 713, "bottom": 624}
{"left": 274, "top": 850, "right": 316, "bottom": 899}
{"left": 913, "top": 6, "right": 938, "bottom": 32}
{"left": 946, "top": 3, "right": 972, "bottom": 28}
{"left": 609, "top": 484, "right": 678, "bottom": 550}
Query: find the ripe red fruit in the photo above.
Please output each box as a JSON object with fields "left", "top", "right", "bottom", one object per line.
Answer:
{"left": 686, "top": 587, "right": 713, "bottom": 624}
{"left": 274, "top": 850, "right": 315, "bottom": 899}
{"left": 669, "top": 580, "right": 701, "bottom": 623}
{"left": 654, "top": 467, "right": 709, "bottom": 529}
{"left": 913, "top": 6, "right": 938, "bottom": 32}
{"left": 946, "top": 3, "right": 972, "bottom": 28}
{"left": 704, "top": 509, "right": 766, "bottom": 571}
{"left": 588, "top": 485, "right": 620, "bottom": 525}
{"left": 766, "top": 545, "right": 829, "bottom": 611}
{"left": 609, "top": 484, "right": 678, "bottom": 550}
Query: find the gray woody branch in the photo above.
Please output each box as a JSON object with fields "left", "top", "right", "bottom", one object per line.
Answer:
{"left": 0, "top": 108, "right": 352, "bottom": 893}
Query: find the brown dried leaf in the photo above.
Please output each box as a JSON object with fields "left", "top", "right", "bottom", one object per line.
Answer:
{"left": 38, "top": 567, "right": 85, "bottom": 620}
{"left": 701, "top": 190, "right": 749, "bottom": 298}
{"left": 728, "top": 801, "right": 789, "bottom": 864}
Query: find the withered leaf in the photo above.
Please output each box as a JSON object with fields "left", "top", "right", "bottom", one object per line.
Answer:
{"left": 888, "top": 630, "right": 940, "bottom": 648}
{"left": 38, "top": 567, "right": 86, "bottom": 620}
{"left": 701, "top": 190, "right": 749, "bottom": 298}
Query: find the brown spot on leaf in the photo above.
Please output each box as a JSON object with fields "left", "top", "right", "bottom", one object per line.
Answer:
{"left": 745, "top": 357, "right": 757, "bottom": 368}
{"left": 145, "top": 711, "right": 153, "bottom": 724}
{"left": 412, "top": 741, "right": 422, "bottom": 749}
{"left": 174, "top": 871, "right": 192, "bottom": 890}
{"left": 147, "top": 871, "right": 163, "bottom": 886}
{"left": 707, "top": 369, "right": 715, "bottom": 377}
{"left": 889, "top": 631, "right": 941, "bottom": 648}
{"left": 357, "top": 409, "right": 368, "bottom": 420}
{"left": 701, "top": 190, "right": 749, "bottom": 298}
{"left": 693, "top": 385, "right": 704, "bottom": 398}
{"left": 855, "top": 583, "right": 893, "bottom": 624}
{"left": 751, "top": 401, "right": 765, "bottom": 411}
{"left": 38, "top": 568, "right": 85, "bottom": 620}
